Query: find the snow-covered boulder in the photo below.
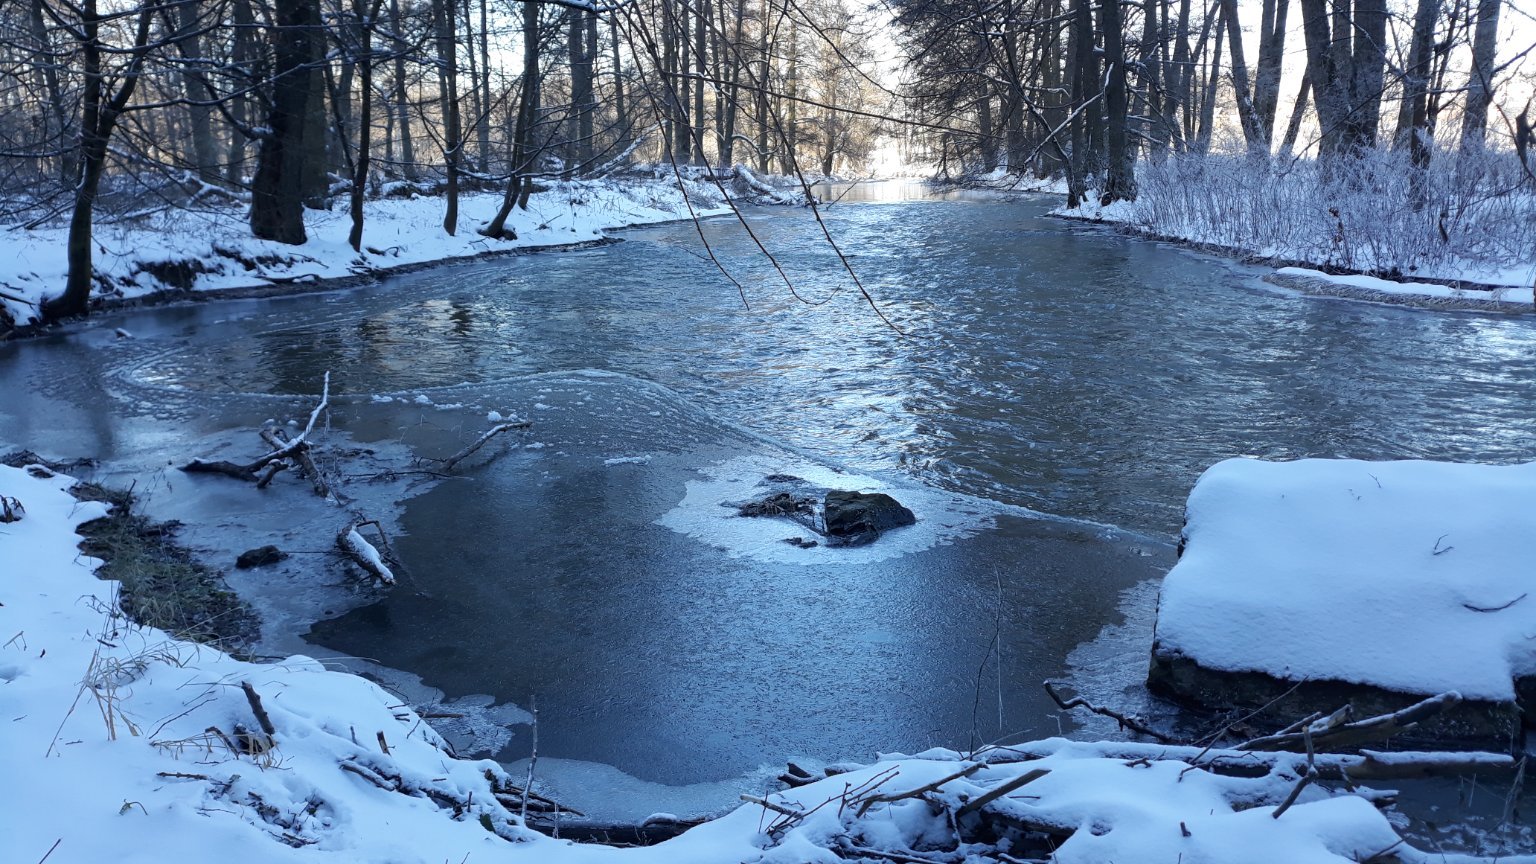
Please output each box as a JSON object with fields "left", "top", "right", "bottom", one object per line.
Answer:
{"left": 1149, "top": 457, "right": 1536, "bottom": 750}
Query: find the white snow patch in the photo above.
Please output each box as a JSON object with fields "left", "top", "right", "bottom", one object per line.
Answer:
{"left": 1155, "top": 458, "right": 1536, "bottom": 700}
{"left": 1276, "top": 267, "right": 1535, "bottom": 307}
{"left": 603, "top": 455, "right": 652, "bottom": 466}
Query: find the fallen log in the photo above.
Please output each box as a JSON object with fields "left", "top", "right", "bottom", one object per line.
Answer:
{"left": 337, "top": 520, "right": 395, "bottom": 584}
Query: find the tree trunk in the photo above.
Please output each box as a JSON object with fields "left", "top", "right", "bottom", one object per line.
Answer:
{"left": 1218, "top": 0, "right": 1264, "bottom": 152}
{"left": 251, "top": 0, "right": 323, "bottom": 245}
{"left": 1278, "top": 75, "right": 1309, "bottom": 155}
{"left": 1347, "top": 0, "right": 1388, "bottom": 150}
{"left": 349, "top": 0, "right": 377, "bottom": 251}
{"left": 693, "top": 0, "right": 708, "bottom": 166}
{"left": 176, "top": 0, "right": 218, "bottom": 184}
{"left": 1101, "top": 0, "right": 1136, "bottom": 201}
{"left": 46, "top": 0, "right": 153, "bottom": 321}
{"left": 482, "top": 0, "right": 540, "bottom": 237}
{"left": 432, "top": 0, "right": 461, "bottom": 233}
{"left": 1459, "top": 0, "right": 1501, "bottom": 150}
{"left": 390, "top": 0, "right": 417, "bottom": 180}
{"left": 1252, "top": 0, "right": 1289, "bottom": 146}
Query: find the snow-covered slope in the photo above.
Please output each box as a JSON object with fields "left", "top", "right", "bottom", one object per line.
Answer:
{"left": 0, "top": 177, "right": 731, "bottom": 328}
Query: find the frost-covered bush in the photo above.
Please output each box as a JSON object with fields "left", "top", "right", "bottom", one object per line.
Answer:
{"left": 1131, "top": 143, "right": 1536, "bottom": 283}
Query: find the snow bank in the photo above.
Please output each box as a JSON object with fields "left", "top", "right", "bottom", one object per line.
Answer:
{"left": 1272, "top": 267, "right": 1535, "bottom": 310}
{"left": 1154, "top": 458, "right": 1536, "bottom": 701}
{"left": 0, "top": 177, "right": 731, "bottom": 328}
{"left": 2, "top": 460, "right": 1442, "bottom": 863}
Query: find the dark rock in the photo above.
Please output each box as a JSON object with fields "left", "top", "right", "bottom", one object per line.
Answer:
{"left": 822, "top": 490, "right": 916, "bottom": 537}
{"left": 236, "top": 545, "right": 287, "bottom": 569}
{"left": 782, "top": 537, "right": 818, "bottom": 549}
{"left": 738, "top": 492, "right": 814, "bottom": 518}
{"left": 1148, "top": 646, "right": 1525, "bottom": 753}
{"left": 763, "top": 473, "right": 803, "bottom": 484}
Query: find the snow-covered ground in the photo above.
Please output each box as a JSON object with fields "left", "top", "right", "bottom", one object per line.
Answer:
{"left": 1, "top": 460, "right": 1481, "bottom": 863}
{"left": 0, "top": 176, "right": 733, "bottom": 329}
{"left": 1155, "top": 458, "right": 1536, "bottom": 701}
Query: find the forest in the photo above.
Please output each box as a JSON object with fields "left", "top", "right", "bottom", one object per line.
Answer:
{"left": 0, "top": 0, "right": 1532, "bottom": 324}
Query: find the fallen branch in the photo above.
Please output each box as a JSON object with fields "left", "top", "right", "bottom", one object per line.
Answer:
{"left": 955, "top": 768, "right": 1050, "bottom": 817}
{"left": 1238, "top": 692, "right": 1462, "bottom": 753}
{"left": 437, "top": 421, "right": 531, "bottom": 473}
{"left": 240, "top": 681, "right": 277, "bottom": 740}
{"left": 336, "top": 520, "right": 395, "bottom": 584}
{"left": 740, "top": 793, "right": 806, "bottom": 819}
{"left": 1044, "top": 681, "right": 1174, "bottom": 743}
{"left": 857, "top": 763, "right": 983, "bottom": 816}
{"left": 975, "top": 739, "right": 1516, "bottom": 781}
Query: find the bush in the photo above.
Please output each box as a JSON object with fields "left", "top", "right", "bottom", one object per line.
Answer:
{"left": 1129, "top": 143, "right": 1536, "bottom": 283}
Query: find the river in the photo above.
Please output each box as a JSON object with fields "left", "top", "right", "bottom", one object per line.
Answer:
{"left": 2, "top": 184, "right": 1533, "bottom": 818}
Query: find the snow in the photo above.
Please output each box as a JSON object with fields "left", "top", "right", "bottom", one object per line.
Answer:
{"left": 1155, "top": 457, "right": 1536, "bottom": 700}
{"left": 2, "top": 460, "right": 1449, "bottom": 864}
{"left": 0, "top": 177, "right": 732, "bottom": 328}
{"left": 1275, "top": 267, "right": 1536, "bottom": 308}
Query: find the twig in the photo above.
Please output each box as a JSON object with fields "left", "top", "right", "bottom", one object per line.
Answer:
{"left": 740, "top": 793, "right": 806, "bottom": 819}
{"left": 521, "top": 695, "right": 538, "bottom": 824}
{"left": 954, "top": 768, "right": 1050, "bottom": 817}
{"left": 36, "top": 839, "right": 62, "bottom": 864}
{"left": 1464, "top": 593, "right": 1527, "bottom": 613}
{"left": 1239, "top": 692, "right": 1460, "bottom": 752}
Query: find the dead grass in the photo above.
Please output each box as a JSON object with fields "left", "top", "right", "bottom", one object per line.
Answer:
{"left": 70, "top": 481, "right": 258, "bottom": 651}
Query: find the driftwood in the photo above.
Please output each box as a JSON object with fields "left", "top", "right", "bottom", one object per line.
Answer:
{"left": 336, "top": 519, "right": 395, "bottom": 584}
{"left": 974, "top": 739, "right": 1517, "bottom": 782}
{"left": 436, "top": 421, "right": 531, "bottom": 473}
{"left": 1044, "top": 680, "right": 1174, "bottom": 742}
{"left": 182, "top": 373, "right": 333, "bottom": 498}
{"left": 1237, "top": 692, "right": 1462, "bottom": 752}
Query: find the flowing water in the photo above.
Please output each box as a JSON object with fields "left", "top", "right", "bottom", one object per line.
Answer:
{"left": 3, "top": 185, "right": 1534, "bottom": 818}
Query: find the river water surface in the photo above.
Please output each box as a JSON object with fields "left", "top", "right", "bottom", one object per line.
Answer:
{"left": 3, "top": 185, "right": 1534, "bottom": 816}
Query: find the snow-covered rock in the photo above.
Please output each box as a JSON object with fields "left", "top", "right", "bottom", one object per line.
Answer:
{"left": 1150, "top": 457, "right": 1536, "bottom": 747}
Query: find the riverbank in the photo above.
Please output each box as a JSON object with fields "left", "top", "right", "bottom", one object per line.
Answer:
{"left": 3, "top": 460, "right": 1502, "bottom": 864}
{"left": 1048, "top": 153, "right": 1536, "bottom": 314}
{"left": 0, "top": 174, "right": 737, "bottom": 337}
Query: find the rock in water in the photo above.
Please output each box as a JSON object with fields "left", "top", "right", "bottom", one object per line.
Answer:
{"left": 236, "top": 545, "right": 287, "bottom": 569}
{"left": 822, "top": 491, "right": 916, "bottom": 538}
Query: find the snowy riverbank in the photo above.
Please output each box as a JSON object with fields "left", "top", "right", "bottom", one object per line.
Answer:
{"left": 2, "top": 459, "right": 1523, "bottom": 863}
{"left": 1051, "top": 151, "right": 1536, "bottom": 313}
{"left": 0, "top": 175, "right": 735, "bottom": 333}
